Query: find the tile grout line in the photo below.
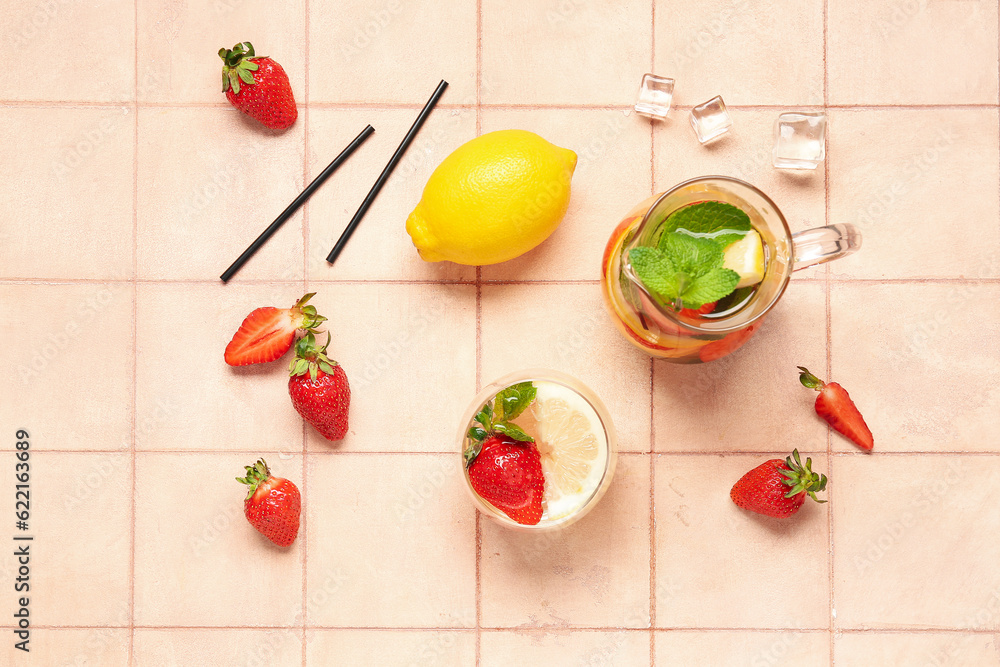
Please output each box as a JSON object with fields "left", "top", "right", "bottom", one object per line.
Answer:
{"left": 648, "top": 0, "right": 657, "bottom": 651}
{"left": 5, "top": 277, "right": 1000, "bottom": 286}
{"left": 129, "top": 0, "right": 139, "bottom": 661}
{"left": 822, "top": 0, "right": 835, "bottom": 663}
{"left": 12, "top": 448, "right": 1000, "bottom": 456}
{"left": 302, "top": 3, "right": 311, "bottom": 664}
{"left": 475, "top": 1, "right": 483, "bottom": 663}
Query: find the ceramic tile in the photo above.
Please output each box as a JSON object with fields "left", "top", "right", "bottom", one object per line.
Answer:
{"left": 835, "top": 632, "right": 1000, "bottom": 666}
{"left": 1, "top": 628, "right": 129, "bottom": 666}
{"left": 134, "top": 453, "right": 304, "bottom": 626}
{"left": 2, "top": 0, "right": 133, "bottom": 102}
{"left": 482, "top": 630, "right": 649, "bottom": 666}
{"left": 653, "top": 282, "right": 828, "bottom": 452}
{"left": 654, "top": 108, "right": 828, "bottom": 260}
{"left": 480, "top": 456, "right": 651, "bottom": 628}
{"left": 654, "top": 0, "right": 824, "bottom": 106}
{"left": 137, "top": 107, "right": 305, "bottom": 281}
{"left": 655, "top": 454, "right": 830, "bottom": 628}
{"left": 0, "top": 284, "right": 133, "bottom": 451}
{"left": 478, "top": 108, "right": 652, "bottom": 281}
{"left": 0, "top": 453, "right": 131, "bottom": 625}
{"left": 305, "top": 108, "right": 476, "bottom": 281}
{"left": 481, "top": 0, "right": 651, "bottom": 105}
{"left": 480, "top": 283, "right": 652, "bottom": 453}
{"left": 305, "top": 454, "right": 476, "bottom": 627}
{"left": 304, "top": 285, "right": 476, "bottom": 452}
{"left": 831, "top": 283, "right": 1000, "bottom": 452}
{"left": 833, "top": 455, "right": 1000, "bottom": 629}
{"left": 0, "top": 107, "right": 133, "bottom": 280}
{"left": 135, "top": 284, "right": 306, "bottom": 452}
{"left": 134, "top": 629, "right": 303, "bottom": 666}
{"left": 309, "top": 0, "right": 476, "bottom": 103}
{"left": 828, "top": 109, "right": 1000, "bottom": 280}
{"left": 655, "top": 630, "right": 829, "bottom": 667}
{"left": 305, "top": 629, "right": 476, "bottom": 666}
{"left": 828, "top": 0, "right": 999, "bottom": 105}
{"left": 137, "top": 0, "right": 306, "bottom": 105}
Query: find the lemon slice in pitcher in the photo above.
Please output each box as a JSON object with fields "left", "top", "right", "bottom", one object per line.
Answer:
{"left": 723, "top": 229, "right": 766, "bottom": 288}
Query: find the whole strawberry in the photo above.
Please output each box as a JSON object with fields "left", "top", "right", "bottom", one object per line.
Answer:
{"left": 463, "top": 381, "right": 544, "bottom": 525}
{"left": 219, "top": 41, "right": 297, "bottom": 130}
{"left": 237, "top": 458, "right": 301, "bottom": 546}
{"left": 731, "top": 449, "right": 827, "bottom": 518}
{"left": 798, "top": 367, "right": 874, "bottom": 451}
{"left": 288, "top": 332, "right": 350, "bottom": 441}
{"left": 224, "top": 292, "right": 326, "bottom": 366}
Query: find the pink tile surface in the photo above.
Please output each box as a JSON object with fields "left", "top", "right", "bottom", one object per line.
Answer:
{"left": 3, "top": 0, "right": 1000, "bottom": 663}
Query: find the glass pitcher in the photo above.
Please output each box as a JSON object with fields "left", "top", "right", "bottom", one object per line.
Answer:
{"left": 601, "top": 176, "right": 860, "bottom": 363}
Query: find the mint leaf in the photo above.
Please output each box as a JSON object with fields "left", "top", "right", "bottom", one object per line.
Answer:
{"left": 659, "top": 233, "right": 725, "bottom": 277}
{"left": 661, "top": 201, "right": 751, "bottom": 249}
{"left": 493, "top": 422, "right": 533, "bottom": 442}
{"left": 494, "top": 382, "right": 536, "bottom": 422}
{"left": 629, "top": 233, "right": 739, "bottom": 310}
{"left": 682, "top": 268, "right": 740, "bottom": 306}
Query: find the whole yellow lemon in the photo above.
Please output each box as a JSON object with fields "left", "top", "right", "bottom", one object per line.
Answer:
{"left": 405, "top": 130, "right": 577, "bottom": 265}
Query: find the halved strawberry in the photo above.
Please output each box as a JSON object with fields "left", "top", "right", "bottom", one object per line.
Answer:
{"left": 798, "top": 367, "right": 874, "bottom": 451}
{"left": 679, "top": 301, "right": 717, "bottom": 318}
{"left": 224, "top": 293, "right": 326, "bottom": 366}
{"left": 466, "top": 435, "right": 544, "bottom": 526}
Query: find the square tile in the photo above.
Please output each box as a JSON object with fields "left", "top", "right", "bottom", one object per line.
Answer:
{"left": 134, "top": 453, "right": 304, "bottom": 626}
{"left": 305, "top": 285, "right": 476, "bottom": 452}
{"left": 655, "top": 630, "right": 829, "bottom": 666}
{"left": 482, "top": 630, "right": 649, "bottom": 665}
{"left": 306, "top": 108, "right": 476, "bottom": 281}
{"left": 831, "top": 283, "right": 1000, "bottom": 452}
{"left": 3, "top": 0, "right": 133, "bottom": 102}
{"left": 309, "top": 0, "right": 476, "bottom": 103}
{"left": 655, "top": 454, "right": 830, "bottom": 628}
{"left": 306, "top": 629, "right": 476, "bottom": 666}
{"left": 828, "top": 0, "right": 999, "bottom": 104}
{"left": 833, "top": 455, "right": 1000, "bottom": 629}
{"left": 836, "top": 632, "right": 1000, "bottom": 666}
{"left": 654, "top": 0, "right": 824, "bottom": 106}
{"left": 480, "top": 283, "right": 652, "bottom": 452}
{"left": 2, "top": 628, "right": 129, "bottom": 666}
{"left": 828, "top": 109, "right": 1000, "bottom": 280}
{"left": 135, "top": 284, "right": 306, "bottom": 452}
{"left": 481, "top": 0, "right": 651, "bottom": 105}
{"left": 305, "top": 454, "right": 476, "bottom": 627}
{"left": 0, "top": 284, "right": 133, "bottom": 451}
{"left": 138, "top": 0, "right": 305, "bottom": 104}
{"left": 479, "top": 108, "right": 652, "bottom": 281}
{"left": 0, "top": 453, "right": 131, "bottom": 625}
{"left": 137, "top": 107, "right": 305, "bottom": 281}
{"left": 480, "top": 455, "right": 651, "bottom": 628}
{"left": 654, "top": 108, "right": 828, "bottom": 267}
{"left": 134, "top": 629, "right": 302, "bottom": 666}
{"left": 0, "top": 107, "right": 133, "bottom": 280}
{"left": 653, "top": 282, "right": 828, "bottom": 453}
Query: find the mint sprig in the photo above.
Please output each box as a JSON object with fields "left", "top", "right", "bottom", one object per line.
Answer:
{"left": 656, "top": 201, "right": 751, "bottom": 249}
{"left": 464, "top": 382, "right": 536, "bottom": 467}
{"left": 629, "top": 233, "right": 739, "bottom": 311}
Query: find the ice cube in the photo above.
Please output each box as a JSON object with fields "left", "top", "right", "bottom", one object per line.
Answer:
{"left": 689, "top": 95, "right": 732, "bottom": 144}
{"left": 634, "top": 74, "right": 674, "bottom": 120}
{"left": 773, "top": 112, "right": 826, "bottom": 170}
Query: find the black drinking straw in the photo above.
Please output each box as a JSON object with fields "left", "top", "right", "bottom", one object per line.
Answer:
{"left": 325, "top": 79, "right": 449, "bottom": 265}
{"left": 220, "top": 124, "right": 375, "bottom": 282}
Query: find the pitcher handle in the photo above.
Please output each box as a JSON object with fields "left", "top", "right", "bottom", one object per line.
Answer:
{"left": 791, "top": 223, "right": 862, "bottom": 271}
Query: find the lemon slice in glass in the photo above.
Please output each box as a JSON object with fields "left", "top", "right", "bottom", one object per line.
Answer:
{"left": 723, "top": 228, "right": 766, "bottom": 288}
{"left": 515, "top": 397, "right": 600, "bottom": 507}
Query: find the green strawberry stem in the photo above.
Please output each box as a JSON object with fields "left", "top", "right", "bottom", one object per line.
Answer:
{"left": 797, "top": 366, "right": 826, "bottom": 391}
{"left": 779, "top": 449, "right": 828, "bottom": 502}
{"left": 289, "top": 332, "right": 338, "bottom": 382}
{"left": 236, "top": 458, "right": 272, "bottom": 500}
{"left": 463, "top": 382, "right": 537, "bottom": 467}
{"left": 219, "top": 41, "right": 263, "bottom": 95}
{"left": 292, "top": 292, "right": 327, "bottom": 332}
